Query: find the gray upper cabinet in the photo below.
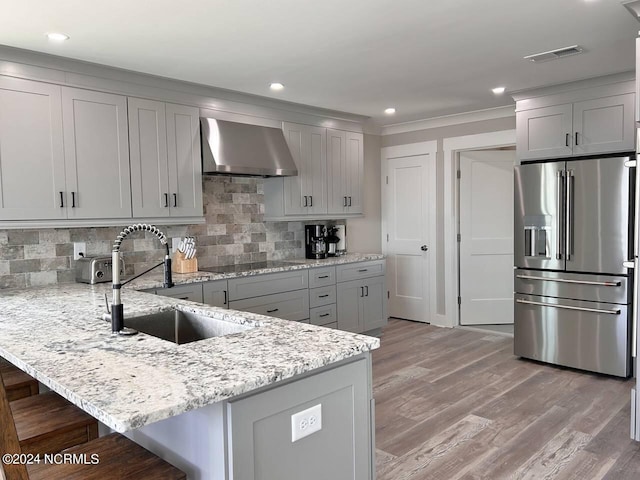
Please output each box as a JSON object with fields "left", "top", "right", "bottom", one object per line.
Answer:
{"left": 327, "top": 130, "right": 363, "bottom": 215}
{"left": 517, "top": 93, "right": 635, "bottom": 161}
{"left": 572, "top": 94, "right": 635, "bottom": 156}
{"left": 165, "top": 103, "right": 203, "bottom": 217}
{"left": 516, "top": 104, "right": 573, "bottom": 160}
{"left": 283, "top": 122, "right": 327, "bottom": 215}
{"left": 129, "top": 98, "right": 202, "bottom": 218}
{"left": 62, "top": 87, "right": 132, "bottom": 219}
{"left": 0, "top": 77, "right": 66, "bottom": 220}
{"left": 265, "top": 123, "right": 364, "bottom": 220}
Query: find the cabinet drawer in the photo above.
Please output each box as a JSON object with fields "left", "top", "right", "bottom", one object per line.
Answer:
{"left": 308, "top": 267, "right": 336, "bottom": 288}
{"left": 310, "top": 304, "right": 337, "bottom": 326}
{"left": 228, "top": 270, "right": 309, "bottom": 301}
{"left": 155, "top": 283, "right": 204, "bottom": 303}
{"left": 336, "top": 260, "right": 385, "bottom": 283}
{"left": 229, "top": 290, "right": 310, "bottom": 322}
{"left": 309, "top": 285, "right": 336, "bottom": 308}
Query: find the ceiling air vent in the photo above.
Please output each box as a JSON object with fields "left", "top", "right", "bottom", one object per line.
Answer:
{"left": 524, "top": 45, "right": 584, "bottom": 63}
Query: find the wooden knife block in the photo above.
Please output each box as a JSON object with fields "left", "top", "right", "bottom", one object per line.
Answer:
{"left": 172, "top": 251, "right": 198, "bottom": 274}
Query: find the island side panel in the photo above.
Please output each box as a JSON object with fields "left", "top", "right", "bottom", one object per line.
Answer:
{"left": 227, "top": 354, "right": 373, "bottom": 480}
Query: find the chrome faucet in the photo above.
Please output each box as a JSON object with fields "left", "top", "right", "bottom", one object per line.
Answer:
{"left": 107, "top": 224, "right": 174, "bottom": 335}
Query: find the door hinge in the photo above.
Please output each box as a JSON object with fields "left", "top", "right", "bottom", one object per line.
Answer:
{"left": 457, "top": 170, "right": 461, "bottom": 179}
{"left": 458, "top": 296, "right": 462, "bottom": 306}
{"left": 457, "top": 233, "right": 461, "bottom": 242}
{"left": 387, "top": 291, "right": 390, "bottom": 299}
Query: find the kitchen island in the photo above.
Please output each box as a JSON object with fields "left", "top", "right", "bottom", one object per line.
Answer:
{"left": 0, "top": 257, "right": 381, "bottom": 479}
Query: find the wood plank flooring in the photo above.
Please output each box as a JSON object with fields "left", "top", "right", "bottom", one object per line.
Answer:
{"left": 373, "top": 319, "right": 638, "bottom": 480}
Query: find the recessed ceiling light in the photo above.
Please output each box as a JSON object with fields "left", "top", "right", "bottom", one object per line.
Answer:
{"left": 46, "top": 32, "right": 70, "bottom": 42}
{"left": 492, "top": 87, "right": 506, "bottom": 95}
{"left": 269, "top": 82, "right": 284, "bottom": 91}
{"left": 384, "top": 108, "right": 396, "bottom": 115}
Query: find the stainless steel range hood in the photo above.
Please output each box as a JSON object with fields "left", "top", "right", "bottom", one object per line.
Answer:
{"left": 200, "top": 118, "right": 298, "bottom": 177}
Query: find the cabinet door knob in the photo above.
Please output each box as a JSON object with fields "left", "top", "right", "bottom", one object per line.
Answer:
{"left": 421, "top": 245, "right": 428, "bottom": 251}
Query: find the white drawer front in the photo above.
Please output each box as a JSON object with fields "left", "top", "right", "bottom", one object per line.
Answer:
{"left": 336, "top": 260, "right": 385, "bottom": 283}
{"left": 308, "top": 267, "right": 336, "bottom": 288}
{"left": 309, "top": 285, "right": 337, "bottom": 308}
{"left": 228, "top": 269, "right": 309, "bottom": 301}
{"left": 229, "top": 289, "right": 310, "bottom": 322}
{"left": 310, "top": 304, "right": 337, "bottom": 326}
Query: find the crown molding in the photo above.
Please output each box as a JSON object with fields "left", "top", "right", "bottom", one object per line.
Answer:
{"left": 381, "top": 105, "right": 515, "bottom": 136}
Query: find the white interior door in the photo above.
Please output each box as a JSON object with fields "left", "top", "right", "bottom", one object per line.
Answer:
{"left": 386, "top": 155, "right": 431, "bottom": 322}
{"left": 459, "top": 150, "right": 515, "bottom": 325}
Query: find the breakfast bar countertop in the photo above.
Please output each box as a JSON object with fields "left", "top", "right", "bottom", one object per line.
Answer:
{"left": 0, "top": 279, "right": 379, "bottom": 433}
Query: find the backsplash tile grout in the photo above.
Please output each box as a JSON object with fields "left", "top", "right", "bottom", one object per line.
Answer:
{"left": 0, "top": 177, "right": 343, "bottom": 289}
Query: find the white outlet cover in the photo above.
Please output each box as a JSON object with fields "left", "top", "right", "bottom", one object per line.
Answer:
{"left": 291, "top": 404, "right": 322, "bottom": 442}
{"left": 73, "top": 242, "right": 86, "bottom": 260}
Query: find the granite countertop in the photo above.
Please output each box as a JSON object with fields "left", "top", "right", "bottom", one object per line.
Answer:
{"left": 0, "top": 253, "right": 383, "bottom": 433}
{"left": 127, "top": 252, "right": 385, "bottom": 290}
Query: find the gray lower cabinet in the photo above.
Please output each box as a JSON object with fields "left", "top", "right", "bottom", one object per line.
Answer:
{"left": 310, "top": 304, "right": 337, "bottom": 327}
{"left": 154, "top": 283, "right": 204, "bottom": 303}
{"left": 337, "top": 276, "right": 386, "bottom": 333}
{"left": 228, "top": 270, "right": 309, "bottom": 301}
{"left": 229, "top": 290, "right": 309, "bottom": 322}
{"left": 203, "top": 279, "right": 228, "bottom": 308}
{"left": 227, "top": 356, "right": 373, "bottom": 480}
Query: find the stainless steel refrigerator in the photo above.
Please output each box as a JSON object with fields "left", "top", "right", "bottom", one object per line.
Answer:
{"left": 514, "top": 155, "right": 634, "bottom": 378}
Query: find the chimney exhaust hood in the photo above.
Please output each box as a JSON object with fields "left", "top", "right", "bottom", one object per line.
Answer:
{"left": 200, "top": 118, "right": 298, "bottom": 177}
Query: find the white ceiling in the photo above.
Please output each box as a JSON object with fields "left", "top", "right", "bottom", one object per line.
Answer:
{"left": 1, "top": 0, "right": 639, "bottom": 126}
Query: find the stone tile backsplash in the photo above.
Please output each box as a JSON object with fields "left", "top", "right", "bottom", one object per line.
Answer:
{"left": 0, "top": 177, "right": 341, "bottom": 289}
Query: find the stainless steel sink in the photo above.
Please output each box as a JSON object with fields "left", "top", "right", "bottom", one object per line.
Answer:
{"left": 124, "top": 309, "right": 254, "bottom": 344}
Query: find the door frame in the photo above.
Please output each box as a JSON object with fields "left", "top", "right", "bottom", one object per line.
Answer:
{"left": 443, "top": 130, "right": 516, "bottom": 327}
{"left": 381, "top": 141, "right": 438, "bottom": 324}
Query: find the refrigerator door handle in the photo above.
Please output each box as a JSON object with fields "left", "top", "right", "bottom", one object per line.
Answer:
{"left": 515, "top": 274, "right": 621, "bottom": 287}
{"left": 515, "top": 298, "right": 621, "bottom": 315}
{"left": 556, "top": 170, "right": 564, "bottom": 260}
{"left": 632, "top": 260, "right": 639, "bottom": 358}
{"left": 566, "top": 170, "right": 574, "bottom": 261}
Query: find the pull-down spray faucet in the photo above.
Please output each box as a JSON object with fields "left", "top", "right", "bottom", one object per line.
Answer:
{"left": 108, "top": 224, "right": 174, "bottom": 335}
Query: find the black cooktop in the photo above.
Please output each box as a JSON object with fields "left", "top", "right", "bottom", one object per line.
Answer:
{"left": 199, "top": 261, "right": 299, "bottom": 274}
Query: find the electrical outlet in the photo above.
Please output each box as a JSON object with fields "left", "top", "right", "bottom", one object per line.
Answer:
{"left": 291, "top": 404, "right": 322, "bottom": 442}
{"left": 73, "top": 242, "right": 86, "bottom": 260}
{"left": 171, "top": 237, "right": 182, "bottom": 253}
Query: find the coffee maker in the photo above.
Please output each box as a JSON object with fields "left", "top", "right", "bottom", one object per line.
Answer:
{"left": 305, "top": 225, "right": 327, "bottom": 259}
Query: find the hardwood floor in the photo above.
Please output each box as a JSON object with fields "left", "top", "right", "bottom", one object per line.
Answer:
{"left": 373, "top": 319, "right": 639, "bottom": 480}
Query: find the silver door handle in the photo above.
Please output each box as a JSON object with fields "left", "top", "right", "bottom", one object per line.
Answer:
{"left": 421, "top": 245, "right": 428, "bottom": 251}
{"left": 515, "top": 274, "right": 621, "bottom": 287}
{"left": 515, "top": 298, "right": 620, "bottom": 315}
{"left": 565, "top": 170, "right": 574, "bottom": 261}
{"left": 633, "top": 259, "right": 639, "bottom": 357}
{"left": 556, "top": 170, "right": 564, "bottom": 260}
{"left": 303, "top": 196, "right": 308, "bottom": 207}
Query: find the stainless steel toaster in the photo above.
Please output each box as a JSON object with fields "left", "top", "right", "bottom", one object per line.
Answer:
{"left": 75, "top": 256, "right": 125, "bottom": 284}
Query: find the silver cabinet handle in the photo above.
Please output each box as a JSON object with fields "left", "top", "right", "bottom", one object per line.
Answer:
{"left": 164, "top": 193, "right": 169, "bottom": 208}
{"left": 421, "top": 245, "right": 428, "bottom": 251}
{"left": 348, "top": 196, "right": 352, "bottom": 206}
{"left": 565, "top": 133, "right": 570, "bottom": 147}
{"left": 343, "top": 196, "right": 347, "bottom": 207}
{"left": 565, "top": 170, "right": 574, "bottom": 261}
{"left": 303, "top": 196, "right": 308, "bottom": 207}
{"left": 309, "top": 195, "right": 313, "bottom": 207}
{"left": 515, "top": 274, "right": 621, "bottom": 287}
{"left": 359, "top": 287, "right": 364, "bottom": 297}
{"left": 59, "top": 191, "right": 64, "bottom": 208}
{"left": 556, "top": 170, "right": 563, "bottom": 260}
{"left": 516, "top": 298, "right": 620, "bottom": 315}
{"left": 365, "top": 285, "right": 369, "bottom": 297}
{"left": 71, "top": 191, "right": 77, "bottom": 208}
{"left": 173, "top": 193, "right": 178, "bottom": 207}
